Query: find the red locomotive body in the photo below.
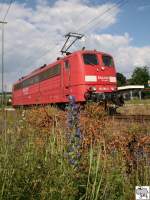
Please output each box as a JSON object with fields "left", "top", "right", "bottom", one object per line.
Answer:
{"left": 12, "top": 50, "right": 118, "bottom": 107}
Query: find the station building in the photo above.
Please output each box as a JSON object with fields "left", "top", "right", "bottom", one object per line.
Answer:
{"left": 117, "top": 85, "right": 144, "bottom": 100}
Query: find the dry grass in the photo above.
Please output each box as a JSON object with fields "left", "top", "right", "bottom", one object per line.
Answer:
{"left": 118, "top": 103, "right": 150, "bottom": 115}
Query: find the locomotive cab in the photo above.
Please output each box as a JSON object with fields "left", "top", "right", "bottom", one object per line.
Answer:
{"left": 62, "top": 50, "right": 123, "bottom": 111}
{"left": 64, "top": 50, "right": 117, "bottom": 101}
{"left": 82, "top": 51, "right": 117, "bottom": 92}
{"left": 84, "top": 52, "right": 117, "bottom": 102}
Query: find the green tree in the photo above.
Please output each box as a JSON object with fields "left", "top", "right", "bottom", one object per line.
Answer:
{"left": 130, "top": 66, "right": 150, "bottom": 86}
{"left": 116, "top": 72, "right": 126, "bottom": 86}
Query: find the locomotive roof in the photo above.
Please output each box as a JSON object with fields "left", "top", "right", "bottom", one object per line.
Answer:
{"left": 13, "top": 49, "right": 112, "bottom": 85}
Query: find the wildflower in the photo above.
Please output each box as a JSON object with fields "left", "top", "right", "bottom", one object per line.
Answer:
{"left": 66, "top": 95, "right": 82, "bottom": 168}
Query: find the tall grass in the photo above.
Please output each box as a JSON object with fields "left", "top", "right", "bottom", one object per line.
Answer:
{"left": 0, "top": 106, "right": 149, "bottom": 199}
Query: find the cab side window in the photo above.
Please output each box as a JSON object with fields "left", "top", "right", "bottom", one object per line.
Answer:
{"left": 64, "top": 60, "right": 70, "bottom": 69}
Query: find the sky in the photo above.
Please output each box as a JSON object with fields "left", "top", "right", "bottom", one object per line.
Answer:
{"left": 0, "top": 0, "right": 150, "bottom": 91}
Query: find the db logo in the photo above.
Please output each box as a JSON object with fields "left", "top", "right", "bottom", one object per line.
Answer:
{"left": 135, "top": 186, "right": 150, "bottom": 200}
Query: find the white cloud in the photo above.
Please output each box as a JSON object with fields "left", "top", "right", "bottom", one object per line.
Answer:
{"left": 80, "top": 33, "right": 131, "bottom": 51}
{"left": 115, "top": 46, "right": 150, "bottom": 74}
{"left": 79, "top": 33, "right": 150, "bottom": 75}
{"left": 0, "top": 0, "right": 149, "bottom": 91}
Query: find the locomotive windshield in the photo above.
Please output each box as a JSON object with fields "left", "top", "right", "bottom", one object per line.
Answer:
{"left": 102, "top": 55, "right": 114, "bottom": 67}
{"left": 83, "top": 54, "right": 98, "bottom": 65}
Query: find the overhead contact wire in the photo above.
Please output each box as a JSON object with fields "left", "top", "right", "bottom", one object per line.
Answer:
{"left": 2, "top": 0, "right": 15, "bottom": 22}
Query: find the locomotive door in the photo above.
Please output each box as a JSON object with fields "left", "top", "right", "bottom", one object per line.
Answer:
{"left": 63, "top": 60, "right": 71, "bottom": 96}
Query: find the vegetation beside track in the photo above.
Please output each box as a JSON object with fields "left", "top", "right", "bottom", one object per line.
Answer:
{"left": 0, "top": 104, "right": 150, "bottom": 199}
{"left": 125, "top": 99, "right": 150, "bottom": 105}
{"left": 118, "top": 101, "right": 150, "bottom": 115}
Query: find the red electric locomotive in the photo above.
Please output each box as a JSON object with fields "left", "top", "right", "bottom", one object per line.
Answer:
{"left": 12, "top": 50, "right": 122, "bottom": 107}
{"left": 12, "top": 33, "right": 123, "bottom": 111}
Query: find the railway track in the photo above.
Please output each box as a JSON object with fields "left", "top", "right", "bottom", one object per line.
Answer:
{"left": 111, "top": 114, "right": 150, "bottom": 122}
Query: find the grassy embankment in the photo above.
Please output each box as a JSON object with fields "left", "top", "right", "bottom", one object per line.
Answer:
{"left": 125, "top": 99, "right": 150, "bottom": 105}
{"left": 119, "top": 99, "right": 150, "bottom": 115}
{"left": 0, "top": 103, "right": 150, "bottom": 200}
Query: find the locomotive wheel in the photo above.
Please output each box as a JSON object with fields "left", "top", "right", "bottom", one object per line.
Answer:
{"left": 106, "top": 106, "right": 117, "bottom": 116}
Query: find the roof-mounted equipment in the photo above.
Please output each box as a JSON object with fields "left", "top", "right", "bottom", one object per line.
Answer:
{"left": 61, "top": 32, "right": 84, "bottom": 55}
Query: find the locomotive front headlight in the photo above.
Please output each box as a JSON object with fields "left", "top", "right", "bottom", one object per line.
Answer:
{"left": 89, "top": 86, "right": 97, "bottom": 92}
{"left": 111, "top": 87, "right": 115, "bottom": 91}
